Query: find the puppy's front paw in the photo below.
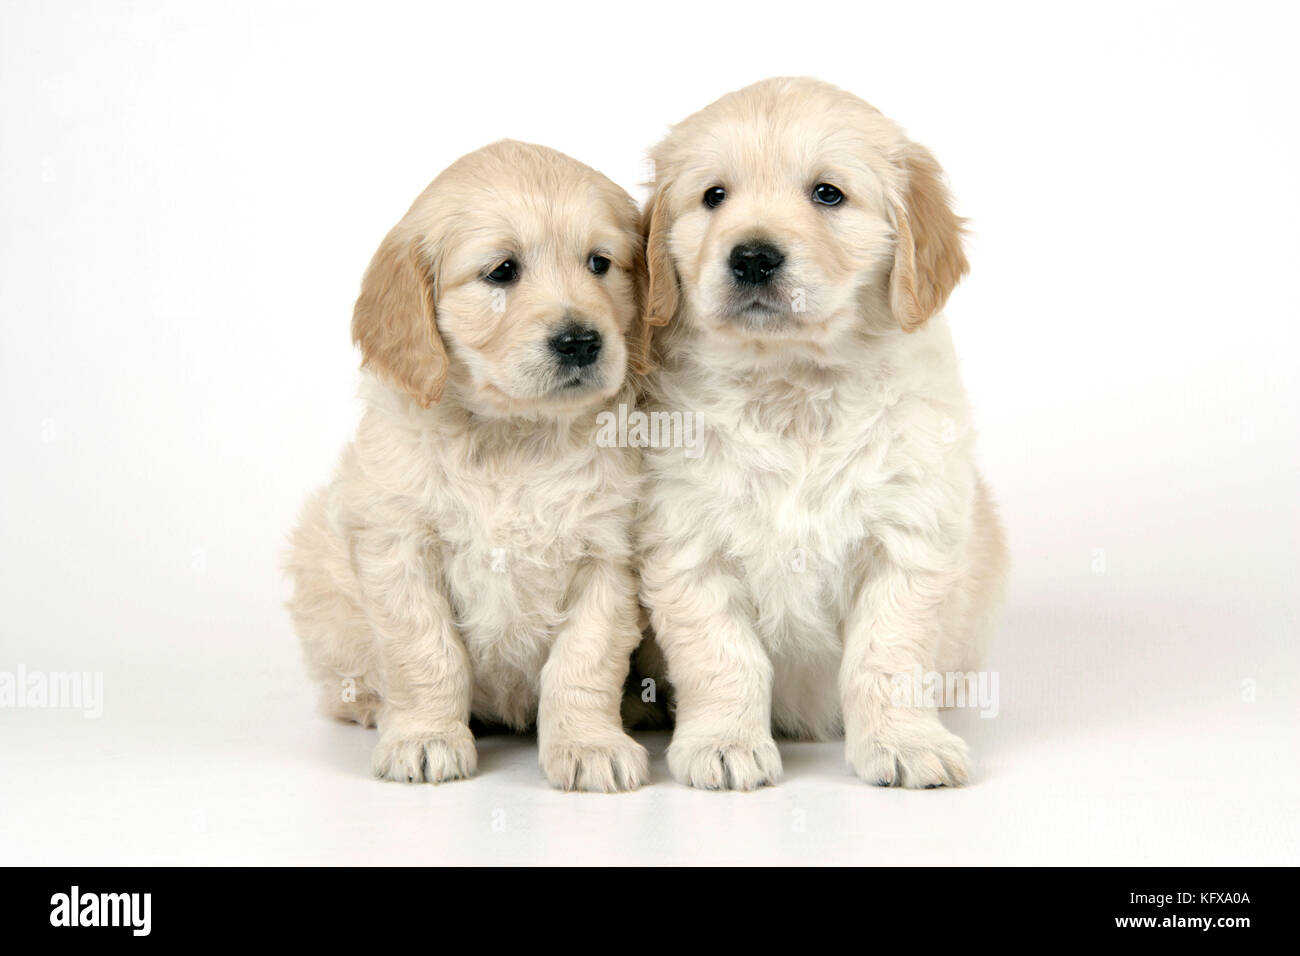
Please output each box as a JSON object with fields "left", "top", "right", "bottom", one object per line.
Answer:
{"left": 540, "top": 733, "right": 649, "bottom": 792}
{"left": 667, "top": 732, "right": 782, "bottom": 791}
{"left": 372, "top": 726, "right": 477, "bottom": 784}
{"left": 847, "top": 721, "right": 969, "bottom": 789}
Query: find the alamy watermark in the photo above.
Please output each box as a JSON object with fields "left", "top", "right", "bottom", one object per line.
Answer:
{"left": 889, "top": 665, "right": 999, "bottom": 718}
{"left": 596, "top": 403, "right": 702, "bottom": 458}
{"left": 0, "top": 664, "right": 103, "bottom": 718}
{"left": 50, "top": 886, "right": 150, "bottom": 936}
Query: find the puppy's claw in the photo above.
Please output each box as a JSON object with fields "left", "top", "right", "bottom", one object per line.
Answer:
{"left": 667, "top": 733, "right": 782, "bottom": 791}
{"left": 848, "top": 723, "right": 969, "bottom": 789}
{"left": 540, "top": 734, "right": 650, "bottom": 793}
{"left": 372, "top": 727, "right": 477, "bottom": 784}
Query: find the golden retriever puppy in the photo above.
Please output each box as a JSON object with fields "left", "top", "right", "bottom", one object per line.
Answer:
{"left": 637, "top": 78, "right": 1008, "bottom": 789}
{"left": 285, "top": 141, "right": 650, "bottom": 791}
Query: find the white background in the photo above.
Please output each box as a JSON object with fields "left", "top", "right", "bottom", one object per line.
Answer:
{"left": 1, "top": 0, "right": 1296, "bottom": 865}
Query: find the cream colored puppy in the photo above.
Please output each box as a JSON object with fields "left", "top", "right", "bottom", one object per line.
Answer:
{"left": 285, "top": 141, "right": 650, "bottom": 791}
{"left": 638, "top": 78, "right": 1008, "bottom": 789}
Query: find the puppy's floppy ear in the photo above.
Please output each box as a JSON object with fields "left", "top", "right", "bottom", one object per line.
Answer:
{"left": 351, "top": 230, "right": 448, "bottom": 406}
{"left": 634, "top": 184, "right": 679, "bottom": 371}
{"left": 889, "top": 144, "right": 969, "bottom": 332}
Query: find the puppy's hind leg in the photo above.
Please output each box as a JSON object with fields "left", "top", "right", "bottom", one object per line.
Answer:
{"left": 318, "top": 680, "right": 380, "bottom": 728}
{"left": 936, "top": 474, "right": 1010, "bottom": 676}
{"left": 285, "top": 488, "right": 382, "bottom": 726}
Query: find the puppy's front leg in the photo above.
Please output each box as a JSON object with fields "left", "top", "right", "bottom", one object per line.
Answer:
{"left": 538, "top": 560, "right": 648, "bottom": 792}
{"left": 841, "top": 561, "right": 970, "bottom": 788}
{"left": 354, "top": 527, "right": 476, "bottom": 784}
{"left": 643, "top": 555, "right": 781, "bottom": 790}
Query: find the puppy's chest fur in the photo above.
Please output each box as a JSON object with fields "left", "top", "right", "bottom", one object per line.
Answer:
{"left": 443, "top": 443, "right": 635, "bottom": 725}
{"left": 663, "top": 373, "right": 892, "bottom": 639}
{"left": 359, "top": 392, "right": 639, "bottom": 727}
{"left": 644, "top": 333, "right": 970, "bottom": 737}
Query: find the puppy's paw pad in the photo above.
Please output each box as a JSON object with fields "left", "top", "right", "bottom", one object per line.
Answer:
{"left": 848, "top": 726, "right": 969, "bottom": 789}
{"left": 372, "top": 729, "right": 477, "bottom": 784}
{"left": 668, "top": 735, "right": 782, "bottom": 791}
{"left": 540, "top": 734, "right": 650, "bottom": 793}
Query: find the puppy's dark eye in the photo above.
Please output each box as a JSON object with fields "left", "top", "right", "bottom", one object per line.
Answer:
{"left": 485, "top": 259, "right": 518, "bottom": 283}
{"left": 812, "top": 183, "right": 844, "bottom": 206}
{"left": 588, "top": 254, "right": 611, "bottom": 276}
{"left": 703, "top": 186, "right": 727, "bottom": 208}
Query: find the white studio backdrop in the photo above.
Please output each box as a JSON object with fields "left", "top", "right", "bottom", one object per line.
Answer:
{"left": 1, "top": 0, "right": 1297, "bottom": 864}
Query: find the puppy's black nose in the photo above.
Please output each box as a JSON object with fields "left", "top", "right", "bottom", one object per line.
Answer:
{"left": 729, "top": 242, "right": 785, "bottom": 285}
{"left": 549, "top": 325, "right": 602, "bottom": 368}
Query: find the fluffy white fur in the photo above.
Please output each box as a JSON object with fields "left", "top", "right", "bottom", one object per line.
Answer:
{"left": 285, "top": 141, "right": 650, "bottom": 791}
{"left": 637, "top": 78, "right": 1008, "bottom": 789}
